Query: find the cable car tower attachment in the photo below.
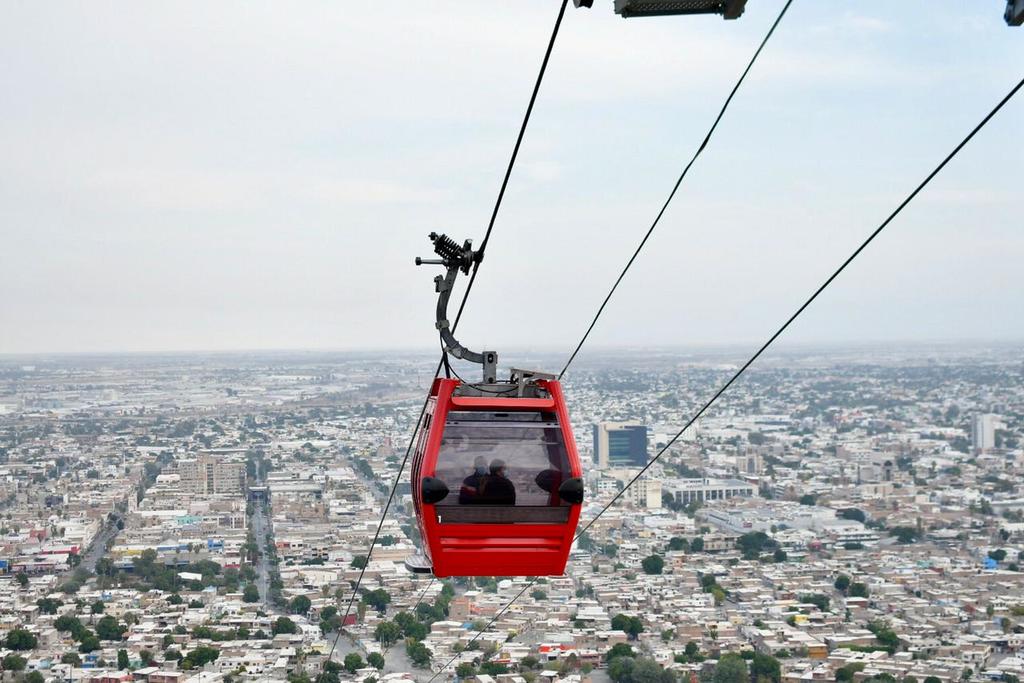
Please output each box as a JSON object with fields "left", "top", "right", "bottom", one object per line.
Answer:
{"left": 406, "top": 233, "right": 585, "bottom": 577}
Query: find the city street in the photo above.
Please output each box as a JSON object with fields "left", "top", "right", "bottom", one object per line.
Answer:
{"left": 251, "top": 495, "right": 273, "bottom": 605}
{"left": 80, "top": 522, "right": 119, "bottom": 573}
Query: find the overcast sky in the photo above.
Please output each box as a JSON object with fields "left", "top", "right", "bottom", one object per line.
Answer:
{"left": 1, "top": 2, "right": 1022, "bottom": 358}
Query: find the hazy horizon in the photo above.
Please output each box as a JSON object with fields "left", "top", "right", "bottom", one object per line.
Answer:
{"left": 2, "top": 337, "right": 1021, "bottom": 363}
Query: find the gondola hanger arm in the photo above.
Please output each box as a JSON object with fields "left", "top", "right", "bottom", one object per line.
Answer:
{"left": 416, "top": 232, "right": 498, "bottom": 384}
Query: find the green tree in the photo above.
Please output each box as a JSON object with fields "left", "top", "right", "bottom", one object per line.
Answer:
{"left": 36, "top": 597, "right": 63, "bottom": 614}
{"left": 800, "top": 594, "right": 830, "bottom": 612}
{"left": 184, "top": 645, "right": 220, "bottom": 668}
{"left": 632, "top": 658, "right": 674, "bottom": 683}
{"left": 26, "top": 672, "right": 45, "bottom": 683}
{"left": 840, "top": 508, "right": 867, "bottom": 522}
{"left": 118, "top": 649, "right": 130, "bottom": 670}
{"left": 836, "top": 663, "right": 866, "bottom": 682}
{"left": 713, "top": 653, "right": 749, "bottom": 683}
{"left": 750, "top": 653, "right": 781, "bottom": 683}
{"left": 272, "top": 617, "right": 298, "bottom": 635}
{"left": 61, "top": 652, "right": 82, "bottom": 666}
{"left": 362, "top": 588, "right": 391, "bottom": 613}
{"left": 367, "top": 652, "right": 385, "bottom": 670}
{"left": 690, "top": 537, "right": 704, "bottom": 552}
{"left": 343, "top": 653, "right": 364, "bottom": 673}
{"left": 799, "top": 494, "right": 817, "bottom": 506}
{"left": 79, "top": 634, "right": 101, "bottom": 653}
{"left": 403, "top": 620, "right": 428, "bottom": 641}
{"left": 374, "top": 621, "right": 402, "bottom": 646}
{"left": 849, "top": 582, "right": 870, "bottom": 598}
{"left": 608, "top": 656, "right": 636, "bottom": 683}
{"left": 5, "top": 628, "right": 38, "bottom": 651}
{"left": 55, "top": 614, "right": 84, "bottom": 638}
{"left": 91, "top": 600, "right": 105, "bottom": 614}
{"left": 641, "top": 554, "right": 665, "bottom": 575}
{"left": 481, "top": 662, "right": 509, "bottom": 676}
{"left": 243, "top": 584, "right": 260, "bottom": 603}
{"left": 96, "top": 615, "right": 125, "bottom": 641}
{"left": 531, "top": 589, "right": 548, "bottom": 601}
{"left": 890, "top": 527, "right": 919, "bottom": 544}
{"left": 350, "top": 555, "right": 367, "bottom": 569}
{"left": 406, "top": 640, "right": 431, "bottom": 668}
{"left": 611, "top": 614, "right": 644, "bottom": 639}
{"left": 867, "top": 621, "right": 900, "bottom": 653}
{"left": 289, "top": 595, "right": 311, "bottom": 615}
{"left": 668, "top": 537, "right": 689, "bottom": 552}
{"left": 773, "top": 548, "right": 788, "bottom": 563}
{"left": 15, "top": 572, "right": 29, "bottom": 588}
{"left": 606, "top": 643, "right": 635, "bottom": 661}
{"left": 737, "top": 532, "right": 776, "bottom": 560}
{"left": 2, "top": 654, "right": 27, "bottom": 672}
{"left": 834, "top": 574, "right": 851, "bottom": 592}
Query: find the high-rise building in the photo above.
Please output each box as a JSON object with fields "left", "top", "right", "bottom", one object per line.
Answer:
{"left": 972, "top": 414, "right": 997, "bottom": 453}
{"left": 178, "top": 454, "right": 246, "bottom": 495}
{"left": 593, "top": 422, "right": 648, "bottom": 468}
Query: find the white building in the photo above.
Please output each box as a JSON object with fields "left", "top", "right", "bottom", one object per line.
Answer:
{"left": 662, "top": 478, "right": 756, "bottom": 506}
{"left": 972, "top": 413, "right": 997, "bottom": 453}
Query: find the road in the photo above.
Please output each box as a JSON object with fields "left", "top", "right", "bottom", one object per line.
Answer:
{"left": 324, "top": 630, "right": 432, "bottom": 681}
{"left": 251, "top": 497, "right": 273, "bottom": 605}
{"left": 80, "top": 522, "right": 119, "bottom": 573}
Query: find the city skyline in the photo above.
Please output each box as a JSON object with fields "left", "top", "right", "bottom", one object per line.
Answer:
{"left": 2, "top": 346, "right": 1022, "bottom": 681}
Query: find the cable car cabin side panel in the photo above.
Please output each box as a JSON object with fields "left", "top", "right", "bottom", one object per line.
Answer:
{"left": 410, "top": 397, "right": 436, "bottom": 567}
{"left": 418, "top": 378, "right": 583, "bottom": 577}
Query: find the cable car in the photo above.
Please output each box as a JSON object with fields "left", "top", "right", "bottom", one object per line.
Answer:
{"left": 1009, "top": 0, "right": 1024, "bottom": 25}
{"left": 574, "top": 0, "right": 747, "bottom": 19}
{"left": 406, "top": 234, "right": 585, "bottom": 577}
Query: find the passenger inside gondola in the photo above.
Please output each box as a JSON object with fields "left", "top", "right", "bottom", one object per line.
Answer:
{"left": 433, "top": 410, "right": 572, "bottom": 522}
{"left": 478, "top": 458, "right": 516, "bottom": 505}
{"left": 458, "top": 456, "right": 488, "bottom": 504}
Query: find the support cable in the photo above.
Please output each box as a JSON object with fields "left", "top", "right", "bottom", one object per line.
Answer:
{"left": 558, "top": 0, "right": 795, "bottom": 380}
{"left": 429, "top": 73, "right": 1024, "bottom": 682}
{"left": 574, "top": 73, "right": 1024, "bottom": 542}
{"left": 318, "top": 3, "right": 570, "bottom": 677}
{"left": 428, "top": 582, "right": 535, "bottom": 683}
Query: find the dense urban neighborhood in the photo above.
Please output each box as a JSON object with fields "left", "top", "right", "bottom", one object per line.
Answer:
{"left": 1, "top": 345, "right": 1022, "bottom": 683}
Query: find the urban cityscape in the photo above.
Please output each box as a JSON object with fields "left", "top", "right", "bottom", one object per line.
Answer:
{"left": 1, "top": 344, "right": 1021, "bottom": 683}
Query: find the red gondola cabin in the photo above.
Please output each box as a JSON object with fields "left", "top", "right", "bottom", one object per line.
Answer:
{"left": 410, "top": 377, "right": 584, "bottom": 577}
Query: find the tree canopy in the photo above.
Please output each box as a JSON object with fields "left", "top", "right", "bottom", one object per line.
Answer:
{"left": 713, "top": 653, "right": 749, "bottom": 683}
{"left": 641, "top": 554, "right": 664, "bottom": 575}
{"left": 4, "top": 629, "right": 38, "bottom": 651}
{"left": 611, "top": 614, "right": 644, "bottom": 639}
